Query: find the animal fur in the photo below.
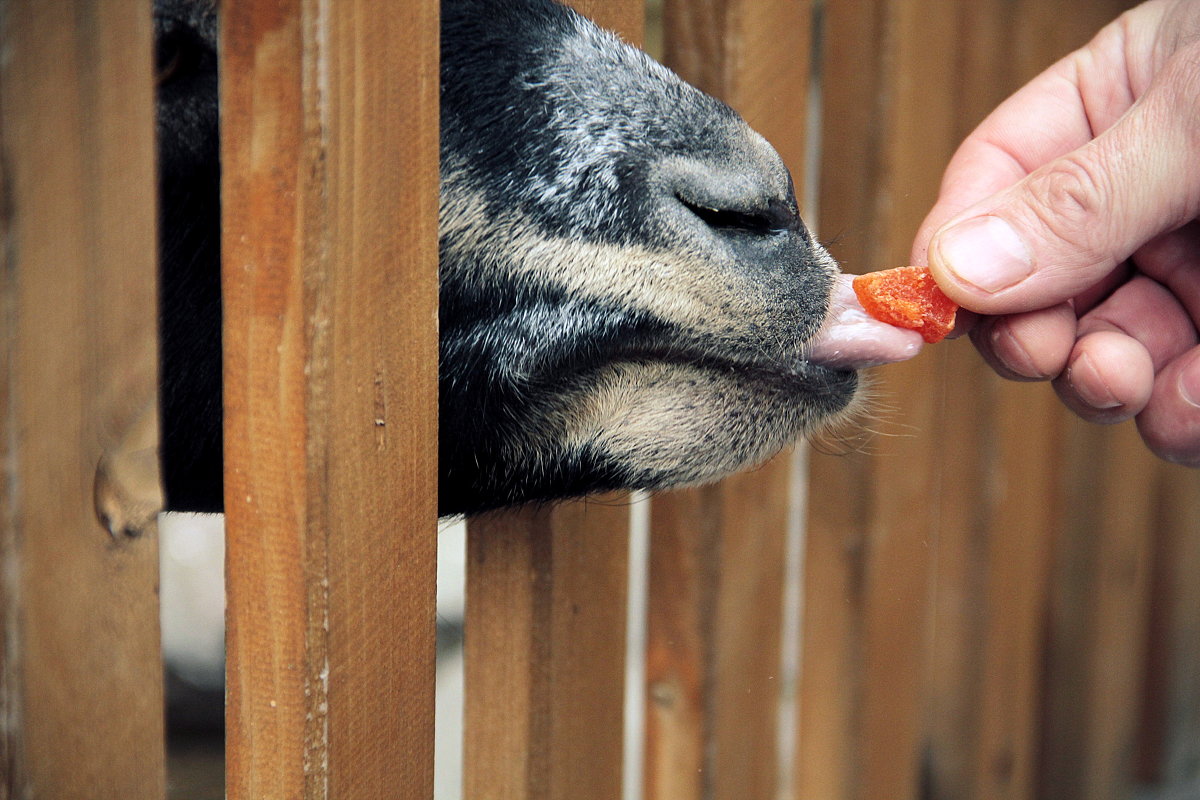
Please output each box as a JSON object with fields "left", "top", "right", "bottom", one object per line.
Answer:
{"left": 156, "top": 0, "right": 859, "bottom": 517}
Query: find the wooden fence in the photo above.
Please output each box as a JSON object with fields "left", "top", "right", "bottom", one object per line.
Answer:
{"left": 2, "top": 0, "right": 1198, "bottom": 799}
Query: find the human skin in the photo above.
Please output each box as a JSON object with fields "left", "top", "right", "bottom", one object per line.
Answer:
{"left": 911, "top": 0, "right": 1200, "bottom": 466}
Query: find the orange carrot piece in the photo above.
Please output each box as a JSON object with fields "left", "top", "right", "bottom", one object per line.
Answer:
{"left": 852, "top": 266, "right": 958, "bottom": 344}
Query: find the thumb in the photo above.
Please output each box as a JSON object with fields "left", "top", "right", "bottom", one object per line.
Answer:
{"left": 927, "top": 51, "right": 1200, "bottom": 315}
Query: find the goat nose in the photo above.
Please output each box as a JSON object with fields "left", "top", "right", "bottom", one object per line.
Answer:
{"left": 658, "top": 156, "right": 804, "bottom": 238}
{"left": 676, "top": 194, "right": 801, "bottom": 236}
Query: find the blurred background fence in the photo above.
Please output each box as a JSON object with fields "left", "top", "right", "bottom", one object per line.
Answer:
{"left": 2, "top": 0, "right": 1197, "bottom": 798}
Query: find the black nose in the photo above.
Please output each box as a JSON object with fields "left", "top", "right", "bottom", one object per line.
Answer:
{"left": 659, "top": 155, "right": 804, "bottom": 239}
{"left": 675, "top": 194, "right": 800, "bottom": 236}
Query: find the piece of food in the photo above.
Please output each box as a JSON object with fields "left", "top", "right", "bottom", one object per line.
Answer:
{"left": 806, "top": 274, "right": 925, "bottom": 369}
{"left": 851, "top": 266, "right": 958, "bottom": 344}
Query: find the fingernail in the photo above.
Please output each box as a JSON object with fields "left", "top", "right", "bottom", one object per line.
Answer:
{"left": 1069, "top": 351, "right": 1122, "bottom": 410}
{"left": 934, "top": 215, "right": 1034, "bottom": 294}
{"left": 1181, "top": 361, "right": 1200, "bottom": 409}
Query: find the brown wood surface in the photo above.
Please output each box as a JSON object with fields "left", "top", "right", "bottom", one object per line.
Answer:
{"left": 920, "top": 9, "right": 1037, "bottom": 799}
{"left": 458, "top": 7, "right": 640, "bottom": 800}
{"left": 571, "top": 0, "right": 644, "bottom": 45}
{"left": 800, "top": 1, "right": 1160, "bottom": 799}
{"left": 799, "top": 0, "right": 955, "bottom": 797}
{"left": 464, "top": 499, "right": 632, "bottom": 800}
{"left": 643, "top": 3, "right": 812, "bottom": 799}
{"left": 645, "top": 457, "right": 795, "bottom": 800}
{"left": 942, "top": 5, "right": 1144, "bottom": 800}
{"left": 221, "top": 0, "right": 439, "bottom": 797}
{"left": 1039, "top": 423, "right": 1156, "bottom": 800}
{"left": 1135, "top": 465, "right": 1200, "bottom": 792}
{"left": 0, "top": 1, "right": 165, "bottom": 796}
{"left": 920, "top": 4, "right": 1068, "bottom": 799}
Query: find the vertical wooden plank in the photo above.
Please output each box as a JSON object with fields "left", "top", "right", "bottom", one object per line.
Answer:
{"left": 1075, "top": 439, "right": 1155, "bottom": 800}
{"left": 795, "top": 6, "right": 901, "bottom": 798}
{"left": 221, "top": 0, "right": 439, "bottom": 797}
{"left": 319, "top": 5, "right": 440, "bottom": 795}
{"left": 0, "top": 1, "right": 165, "bottom": 797}
{"left": 1023, "top": 0, "right": 1180, "bottom": 791}
{"left": 948, "top": 6, "right": 1136, "bottom": 800}
{"left": 1135, "top": 465, "right": 1200, "bottom": 792}
{"left": 942, "top": 6, "right": 1140, "bottom": 800}
{"left": 799, "top": 0, "right": 962, "bottom": 796}
{"left": 916, "top": 6, "right": 1030, "bottom": 797}
{"left": 645, "top": 3, "right": 811, "bottom": 799}
{"left": 645, "top": 460, "right": 794, "bottom": 800}
{"left": 572, "top": 0, "right": 643, "bottom": 44}
{"left": 221, "top": 6, "right": 309, "bottom": 793}
{"left": 643, "top": 489, "right": 716, "bottom": 800}
{"left": 919, "top": 3, "right": 1069, "bottom": 798}
{"left": 962, "top": 388, "right": 1060, "bottom": 800}
{"left": 1039, "top": 423, "right": 1157, "bottom": 800}
{"left": 460, "top": 7, "right": 639, "bottom": 800}
{"left": 464, "top": 500, "right": 631, "bottom": 800}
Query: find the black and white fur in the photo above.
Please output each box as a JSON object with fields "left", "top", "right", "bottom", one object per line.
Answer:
{"left": 156, "top": 0, "right": 859, "bottom": 518}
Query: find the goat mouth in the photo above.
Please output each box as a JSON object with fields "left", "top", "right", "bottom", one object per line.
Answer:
{"left": 803, "top": 274, "right": 926, "bottom": 369}
{"left": 599, "top": 276, "right": 924, "bottom": 379}
{"left": 524, "top": 273, "right": 923, "bottom": 396}
{"left": 573, "top": 344, "right": 858, "bottom": 398}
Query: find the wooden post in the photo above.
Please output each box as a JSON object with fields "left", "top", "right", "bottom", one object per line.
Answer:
{"left": 0, "top": 0, "right": 165, "bottom": 796}
{"left": 461, "top": 5, "right": 641, "bottom": 800}
{"left": 801, "top": 2, "right": 967, "bottom": 797}
{"left": 1042, "top": 425, "right": 1157, "bottom": 800}
{"left": 645, "top": 461, "right": 797, "bottom": 800}
{"left": 1135, "top": 465, "right": 1200, "bottom": 791}
{"left": 641, "top": 3, "right": 812, "bottom": 799}
{"left": 464, "top": 500, "right": 632, "bottom": 800}
{"left": 221, "top": 0, "right": 440, "bottom": 796}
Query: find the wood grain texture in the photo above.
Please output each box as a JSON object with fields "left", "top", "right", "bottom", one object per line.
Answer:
{"left": 801, "top": 2, "right": 1153, "bottom": 800}
{"left": 799, "top": 1, "right": 954, "bottom": 798}
{"left": 0, "top": 1, "right": 165, "bottom": 796}
{"left": 458, "top": 6, "right": 640, "bottom": 800}
{"left": 934, "top": 5, "right": 1142, "bottom": 800}
{"left": 645, "top": 456, "right": 794, "bottom": 800}
{"left": 1135, "top": 465, "right": 1200, "bottom": 793}
{"left": 221, "top": 0, "right": 439, "bottom": 797}
{"left": 464, "top": 499, "right": 631, "bottom": 800}
{"left": 569, "top": 0, "right": 643, "bottom": 43}
{"left": 919, "top": 5, "right": 1069, "bottom": 798}
{"left": 644, "top": 3, "right": 812, "bottom": 798}
{"left": 1039, "top": 422, "right": 1157, "bottom": 800}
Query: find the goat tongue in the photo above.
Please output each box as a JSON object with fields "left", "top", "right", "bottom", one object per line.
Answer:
{"left": 805, "top": 274, "right": 925, "bottom": 370}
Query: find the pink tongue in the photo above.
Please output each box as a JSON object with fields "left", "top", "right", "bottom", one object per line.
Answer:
{"left": 805, "top": 274, "right": 924, "bottom": 369}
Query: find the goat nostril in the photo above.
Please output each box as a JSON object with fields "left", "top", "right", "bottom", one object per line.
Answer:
{"left": 677, "top": 194, "right": 798, "bottom": 236}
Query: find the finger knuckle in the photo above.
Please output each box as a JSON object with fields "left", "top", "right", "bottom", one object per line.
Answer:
{"left": 1033, "top": 154, "right": 1107, "bottom": 224}
{"left": 1023, "top": 153, "right": 1115, "bottom": 256}
{"left": 1160, "top": 43, "right": 1200, "bottom": 143}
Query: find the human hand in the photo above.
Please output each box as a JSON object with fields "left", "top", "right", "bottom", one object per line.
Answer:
{"left": 912, "top": 0, "right": 1200, "bottom": 466}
